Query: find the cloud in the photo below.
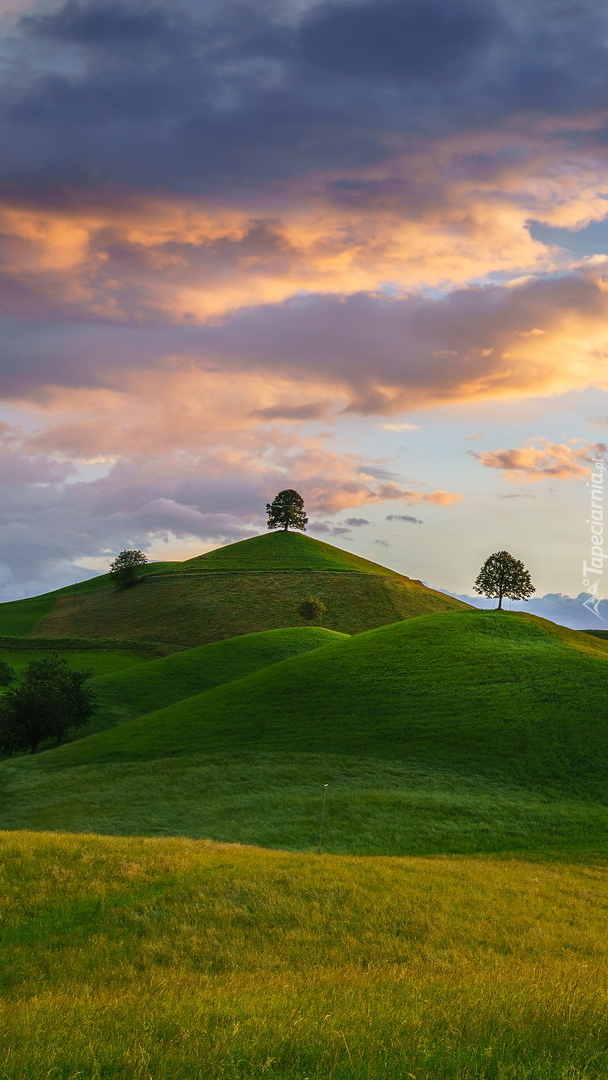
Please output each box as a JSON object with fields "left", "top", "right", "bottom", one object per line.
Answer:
{"left": 3, "top": 0, "right": 608, "bottom": 596}
{"left": 308, "top": 521, "right": 351, "bottom": 536}
{"left": 373, "top": 539, "right": 389, "bottom": 547}
{"left": 10, "top": 264, "right": 608, "bottom": 415}
{"left": 470, "top": 439, "right": 606, "bottom": 481}
{"left": 386, "top": 514, "right": 423, "bottom": 524}
{"left": 6, "top": 0, "right": 608, "bottom": 200}
{"left": 380, "top": 422, "right": 421, "bottom": 432}
{"left": 251, "top": 401, "right": 330, "bottom": 421}
{"left": 344, "top": 517, "right": 370, "bottom": 526}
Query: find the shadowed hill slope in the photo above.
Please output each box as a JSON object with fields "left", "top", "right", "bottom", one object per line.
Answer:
{"left": 8, "top": 531, "right": 469, "bottom": 646}
{"left": 85, "top": 626, "right": 348, "bottom": 735}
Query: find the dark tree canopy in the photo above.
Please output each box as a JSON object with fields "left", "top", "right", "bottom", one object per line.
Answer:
{"left": 109, "top": 549, "right": 148, "bottom": 588}
{"left": 0, "top": 661, "right": 15, "bottom": 687}
{"left": 266, "top": 489, "right": 308, "bottom": 531}
{"left": 474, "top": 551, "right": 535, "bottom": 610}
{"left": 299, "top": 595, "right": 327, "bottom": 622}
{"left": 0, "top": 654, "right": 97, "bottom": 755}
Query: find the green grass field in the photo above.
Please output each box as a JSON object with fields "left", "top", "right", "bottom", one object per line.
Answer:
{"left": 182, "top": 529, "right": 410, "bottom": 573}
{"left": 2, "top": 536, "right": 608, "bottom": 1077}
{"left": 3, "top": 611, "right": 608, "bottom": 856}
{"left": 3, "top": 830, "right": 608, "bottom": 1079}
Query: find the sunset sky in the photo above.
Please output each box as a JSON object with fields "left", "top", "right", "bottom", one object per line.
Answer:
{"left": 2, "top": 0, "right": 608, "bottom": 625}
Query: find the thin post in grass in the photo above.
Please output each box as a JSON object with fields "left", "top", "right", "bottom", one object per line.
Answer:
{"left": 317, "top": 783, "right": 329, "bottom": 854}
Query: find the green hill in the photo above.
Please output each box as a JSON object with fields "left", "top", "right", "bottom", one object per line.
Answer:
{"left": 4, "top": 610, "right": 608, "bottom": 855}
{"left": 0, "top": 531, "right": 469, "bottom": 647}
{"left": 85, "top": 626, "right": 347, "bottom": 735}
{"left": 182, "top": 528, "right": 406, "bottom": 573}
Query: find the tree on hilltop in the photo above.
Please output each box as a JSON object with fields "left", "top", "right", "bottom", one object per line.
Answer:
{"left": 474, "top": 551, "right": 535, "bottom": 610}
{"left": 109, "top": 549, "right": 148, "bottom": 589}
{"left": 266, "top": 489, "right": 308, "bottom": 531}
{"left": 0, "top": 654, "right": 97, "bottom": 755}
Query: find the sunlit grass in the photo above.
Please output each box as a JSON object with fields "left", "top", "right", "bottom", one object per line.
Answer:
{"left": 2, "top": 830, "right": 608, "bottom": 1078}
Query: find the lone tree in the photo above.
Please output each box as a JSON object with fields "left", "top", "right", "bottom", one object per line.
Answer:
{"left": 0, "top": 654, "right": 97, "bottom": 755}
{"left": 474, "top": 551, "right": 535, "bottom": 610}
{"left": 109, "top": 549, "right": 148, "bottom": 589}
{"left": 299, "top": 595, "right": 327, "bottom": 622}
{"left": 266, "top": 489, "right": 308, "bottom": 532}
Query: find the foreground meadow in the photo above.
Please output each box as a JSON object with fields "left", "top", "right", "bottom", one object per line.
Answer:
{"left": 2, "top": 831, "right": 608, "bottom": 1079}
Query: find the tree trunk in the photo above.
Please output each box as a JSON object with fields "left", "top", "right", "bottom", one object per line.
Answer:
{"left": 284, "top": 524, "right": 288, "bottom": 530}
{"left": 497, "top": 594, "right": 503, "bottom": 610}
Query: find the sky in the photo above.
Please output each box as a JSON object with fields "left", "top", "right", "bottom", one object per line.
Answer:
{"left": 1, "top": 0, "right": 608, "bottom": 628}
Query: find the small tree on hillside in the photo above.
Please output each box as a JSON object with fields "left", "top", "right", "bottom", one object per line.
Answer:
{"left": 299, "top": 596, "right": 327, "bottom": 623}
{"left": 0, "top": 661, "right": 15, "bottom": 687}
{"left": 474, "top": 551, "right": 535, "bottom": 610}
{"left": 109, "top": 549, "right": 148, "bottom": 589}
{"left": 0, "top": 654, "right": 97, "bottom": 755}
{"left": 266, "top": 489, "right": 308, "bottom": 532}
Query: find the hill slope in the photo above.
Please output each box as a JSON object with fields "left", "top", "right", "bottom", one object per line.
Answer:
{"left": 4, "top": 611, "right": 608, "bottom": 855}
{"left": 86, "top": 626, "right": 347, "bottom": 734}
{"left": 6, "top": 531, "right": 469, "bottom": 646}
{"left": 44, "top": 610, "right": 608, "bottom": 785}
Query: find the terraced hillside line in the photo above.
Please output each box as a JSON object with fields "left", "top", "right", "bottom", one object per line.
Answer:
{"left": 31, "top": 569, "right": 468, "bottom": 646}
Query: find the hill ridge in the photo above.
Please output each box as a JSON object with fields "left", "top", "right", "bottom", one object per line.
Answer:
{"left": 0, "top": 530, "right": 469, "bottom": 646}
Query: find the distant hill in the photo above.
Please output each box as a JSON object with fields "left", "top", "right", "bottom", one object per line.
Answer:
{"left": 0, "top": 531, "right": 469, "bottom": 647}
{"left": 4, "top": 610, "right": 608, "bottom": 856}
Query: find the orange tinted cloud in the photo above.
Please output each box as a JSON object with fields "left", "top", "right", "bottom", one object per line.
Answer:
{"left": 470, "top": 439, "right": 606, "bottom": 480}
{"left": 1, "top": 118, "right": 607, "bottom": 324}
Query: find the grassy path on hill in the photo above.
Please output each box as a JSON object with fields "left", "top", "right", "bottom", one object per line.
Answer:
{"left": 2, "top": 830, "right": 608, "bottom": 1079}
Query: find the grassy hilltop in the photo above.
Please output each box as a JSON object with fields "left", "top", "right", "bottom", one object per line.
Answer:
{"left": 0, "top": 530, "right": 469, "bottom": 647}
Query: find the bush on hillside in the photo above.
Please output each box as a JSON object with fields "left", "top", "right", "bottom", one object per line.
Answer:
{"left": 299, "top": 596, "right": 327, "bottom": 622}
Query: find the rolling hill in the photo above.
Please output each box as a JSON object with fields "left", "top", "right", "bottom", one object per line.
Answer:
{"left": 0, "top": 531, "right": 469, "bottom": 647}
{"left": 85, "top": 625, "right": 348, "bottom": 735}
{"left": 3, "top": 609, "right": 608, "bottom": 855}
